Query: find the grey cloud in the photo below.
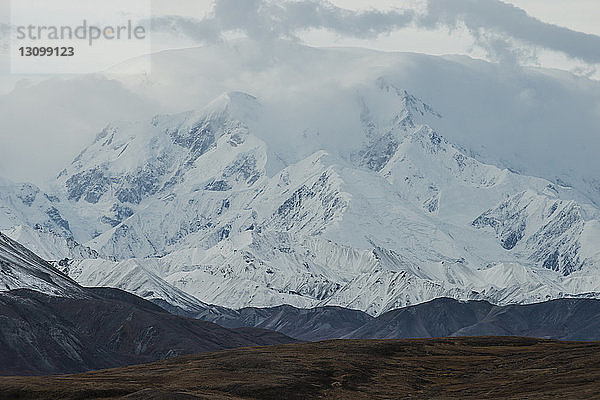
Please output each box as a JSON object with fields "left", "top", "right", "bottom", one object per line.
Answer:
{"left": 152, "top": 0, "right": 415, "bottom": 42}
{"left": 468, "top": 29, "right": 539, "bottom": 65}
{"left": 151, "top": 16, "right": 221, "bottom": 43}
{"left": 421, "top": 0, "right": 600, "bottom": 64}
{"left": 151, "top": 0, "right": 600, "bottom": 66}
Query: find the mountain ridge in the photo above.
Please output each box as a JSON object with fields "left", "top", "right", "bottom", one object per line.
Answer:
{"left": 0, "top": 233, "right": 295, "bottom": 376}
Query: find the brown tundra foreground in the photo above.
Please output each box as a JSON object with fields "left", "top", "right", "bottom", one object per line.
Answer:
{"left": 1, "top": 337, "right": 599, "bottom": 400}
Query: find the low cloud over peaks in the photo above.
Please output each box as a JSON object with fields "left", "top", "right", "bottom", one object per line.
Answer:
{"left": 151, "top": 0, "right": 600, "bottom": 66}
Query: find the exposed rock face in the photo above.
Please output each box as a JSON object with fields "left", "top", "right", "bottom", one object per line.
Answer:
{"left": 0, "top": 288, "right": 295, "bottom": 375}
{"left": 473, "top": 190, "right": 589, "bottom": 276}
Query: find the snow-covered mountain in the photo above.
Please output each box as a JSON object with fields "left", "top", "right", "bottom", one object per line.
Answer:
{"left": 0, "top": 232, "right": 85, "bottom": 297}
{"left": 1, "top": 42, "right": 599, "bottom": 316}
{"left": 0, "top": 178, "right": 73, "bottom": 239}
{"left": 473, "top": 190, "right": 600, "bottom": 276}
{"left": 5, "top": 41, "right": 600, "bottom": 204}
{"left": 2, "top": 224, "right": 98, "bottom": 262}
{"left": 60, "top": 257, "right": 219, "bottom": 315}
{"left": 10, "top": 74, "right": 593, "bottom": 316}
{"left": 105, "top": 42, "right": 600, "bottom": 207}
{"left": 54, "top": 91, "right": 265, "bottom": 247}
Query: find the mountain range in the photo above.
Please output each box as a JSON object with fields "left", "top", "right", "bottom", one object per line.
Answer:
{"left": 3, "top": 224, "right": 600, "bottom": 376}
{"left": 0, "top": 232, "right": 294, "bottom": 375}
{"left": 1, "top": 43, "right": 600, "bottom": 370}
{"left": 2, "top": 58, "right": 600, "bottom": 317}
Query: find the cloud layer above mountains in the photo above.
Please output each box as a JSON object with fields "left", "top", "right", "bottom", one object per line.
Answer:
{"left": 151, "top": 0, "right": 600, "bottom": 65}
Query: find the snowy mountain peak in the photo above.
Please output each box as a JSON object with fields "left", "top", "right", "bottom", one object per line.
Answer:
{"left": 354, "top": 78, "right": 443, "bottom": 172}
{"left": 204, "top": 91, "right": 261, "bottom": 121}
{"left": 374, "top": 76, "right": 442, "bottom": 123}
{"left": 53, "top": 91, "right": 265, "bottom": 242}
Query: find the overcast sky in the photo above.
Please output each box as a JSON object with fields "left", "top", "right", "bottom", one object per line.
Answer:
{"left": 151, "top": 0, "right": 599, "bottom": 35}
{"left": 147, "top": 0, "right": 600, "bottom": 79}
{"left": 1, "top": 0, "right": 598, "bottom": 82}
{"left": 0, "top": 0, "right": 598, "bottom": 185}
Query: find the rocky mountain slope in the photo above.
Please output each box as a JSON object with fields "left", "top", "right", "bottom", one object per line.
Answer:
{"left": 0, "top": 232, "right": 85, "bottom": 296}
{"left": 344, "top": 297, "right": 600, "bottom": 341}
{"left": 0, "top": 288, "right": 294, "bottom": 376}
{"left": 209, "top": 304, "right": 373, "bottom": 341}
{"left": 0, "top": 235, "right": 294, "bottom": 375}
{"left": 199, "top": 297, "right": 600, "bottom": 342}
